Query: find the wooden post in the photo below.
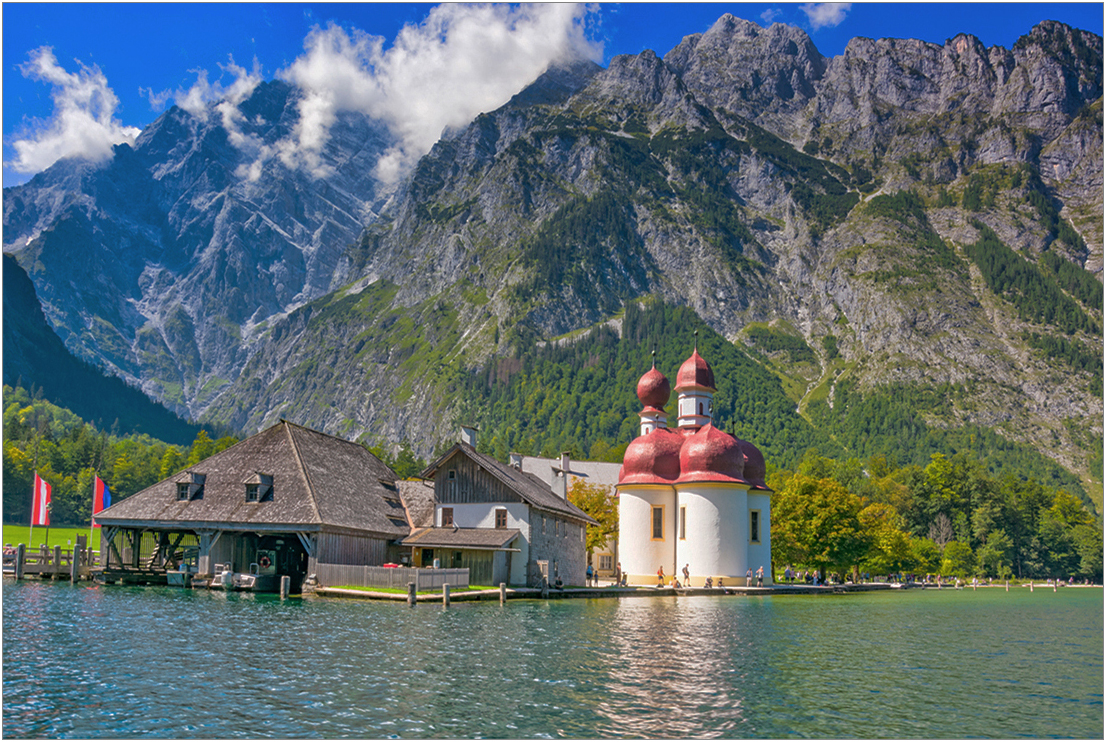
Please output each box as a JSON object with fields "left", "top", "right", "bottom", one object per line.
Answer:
{"left": 443, "top": 582, "right": 450, "bottom": 607}
{"left": 407, "top": 582, "right": 417, "bottom": 606}
{"left": 541, "top": 575, "right": 549, "bottom": 599}
{"left": 15, "top": 544, "right": 25, "bottom": 580}
{"left": 71, "top": 544, "right": 82, "bottom": 583}
{"left": 53, "top": 545, "right": 62, "bottom": 578}
{"left": 500, "top": 582, "right": 506, "bottom": 604}
{"left": 280, "top": 575, "right": 290, "bottom": 599}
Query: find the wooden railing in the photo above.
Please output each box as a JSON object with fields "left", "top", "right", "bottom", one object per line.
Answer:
{"left": 3, "top": 543, "right": 95, "bottom": 580}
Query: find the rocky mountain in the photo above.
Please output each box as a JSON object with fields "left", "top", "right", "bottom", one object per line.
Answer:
{"left": 3, "top": 17, "right": 1102, "bottom": 498}
{"left": 2, "top": 254, "right": 200, "bottom": 444}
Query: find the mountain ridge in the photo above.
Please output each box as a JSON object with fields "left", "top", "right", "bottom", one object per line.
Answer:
{"left": 3, "top": 17, "right": 1101, "bottom": 498}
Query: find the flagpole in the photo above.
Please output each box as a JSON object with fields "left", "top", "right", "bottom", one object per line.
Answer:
{"left": 29, "top": 470, "right": 36, "bottom": 548}
{"left": 89, "top": 473, "right": 96, "bottom": 554}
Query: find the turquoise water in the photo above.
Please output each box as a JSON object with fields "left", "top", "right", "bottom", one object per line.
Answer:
{"left": 3, "top": 582, "right": 1102, "bottom": 738}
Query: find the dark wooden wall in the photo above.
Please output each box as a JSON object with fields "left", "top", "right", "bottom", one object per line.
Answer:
{"left": 435, "top": 454, "right": 524, "bottom": 505}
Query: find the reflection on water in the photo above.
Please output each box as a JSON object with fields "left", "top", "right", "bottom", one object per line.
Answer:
{"left": 2, "top": 583, "right": 1102, "bottom": 739}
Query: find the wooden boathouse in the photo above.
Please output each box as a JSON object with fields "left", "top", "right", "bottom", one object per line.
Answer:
{"left": 93, "top": 420, "right": 411, "bottom": 591}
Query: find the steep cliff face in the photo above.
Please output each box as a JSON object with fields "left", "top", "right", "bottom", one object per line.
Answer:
{"left": 4, "top": 19, "right": 1102, "bottom": 491}
{"left": 3, "top": 80, "right": 393, "bottom": 414}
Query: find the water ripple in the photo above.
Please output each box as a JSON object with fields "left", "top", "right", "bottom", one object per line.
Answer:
{"left": 3, "top": 583, "right": 1102, "bottom": 738}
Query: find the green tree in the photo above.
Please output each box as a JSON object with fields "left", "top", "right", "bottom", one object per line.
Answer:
{"left": 976, "top": 529, "right": 1014, "bottom": 578}
{"left": 1071, "top": 525, "right": 1103, "bottom": 581}
{"left": 772, "top": 473, "right": 868, "bottom": 578}
{"left": 159, "top": 447, "right": 186, "bottom": 479}
{"left": 940, "top": 541, "right": 975, "bottom": 577}
{"left": 568, "top": 478, "right": 618, "bottom": 556}
{"left": 909, "top": 537, "right": 941, "bottom": 574}
{"left": 859, "top": 502, "right": 913, "bottom": 575}
{"left": 187, "top": 431, "right": 216, "bottom": 466}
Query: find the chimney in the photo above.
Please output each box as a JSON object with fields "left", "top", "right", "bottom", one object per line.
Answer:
{"left": 460, "top": 425, "right": 478, "bottom": 448}
{"left": 559, "top": 452, "right": 570, "bottom": 501}
{"left": 509, "top": 452, "right": 523, "bottom": 470}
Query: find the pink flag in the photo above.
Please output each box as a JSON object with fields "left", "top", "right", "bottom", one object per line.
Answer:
{"left": 32, "top": 472, "right": 51, "bottom": 526}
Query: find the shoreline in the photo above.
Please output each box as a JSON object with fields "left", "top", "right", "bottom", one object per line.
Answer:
{"left": 311, "top": 581, "right": 1101, "bottom": 602}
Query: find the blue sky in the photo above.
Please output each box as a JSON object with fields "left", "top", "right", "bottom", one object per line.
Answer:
{"left": 3, "top": 3, "right": 1102, "bottom": 187}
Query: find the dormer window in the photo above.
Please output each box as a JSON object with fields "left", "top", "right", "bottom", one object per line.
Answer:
{"left": 176, "top": 472, "right": 205, "bottom": 501}
{"left": 244, "top": 473, "right": 273, "bottom": 502}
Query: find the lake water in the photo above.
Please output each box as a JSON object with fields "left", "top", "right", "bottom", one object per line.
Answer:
{"left": 2, "top": 582, "right": 1102, "bottom": 739}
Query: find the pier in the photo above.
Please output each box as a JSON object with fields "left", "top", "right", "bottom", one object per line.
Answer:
{"left": 2, "top": 543, "right": 94, "bottom": 581}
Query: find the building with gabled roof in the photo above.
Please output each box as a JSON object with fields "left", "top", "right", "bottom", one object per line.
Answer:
{"left": 94, "top": 420, "right": 410, "bottom": 591}
{"left": 401, "top": 428, "right": 597, "bottom": 586}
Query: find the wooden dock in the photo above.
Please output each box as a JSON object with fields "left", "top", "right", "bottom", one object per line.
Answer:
{"left": 2, "top": 543, "right": 94, "bottom": 582}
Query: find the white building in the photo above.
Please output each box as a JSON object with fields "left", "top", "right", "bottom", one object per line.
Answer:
{"left": 616, "top": 349, "right": 772, "bottom": 586}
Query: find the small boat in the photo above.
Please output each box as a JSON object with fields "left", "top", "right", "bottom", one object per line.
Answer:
{"left": 208, "top": 550, "right": 282, "bottom": 592}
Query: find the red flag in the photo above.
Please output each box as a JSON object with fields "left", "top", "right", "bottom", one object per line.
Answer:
{"left": 92, "top": 476, "right": 112, "bottom": 527}
{"left": 32, "top": 472, "right": 51, "bottom": 526}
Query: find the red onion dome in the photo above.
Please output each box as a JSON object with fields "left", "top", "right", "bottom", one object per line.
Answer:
{"left": 675, "top": 349, "right": 716, "bottom": 392}
{"left": 636, "top": 366, "right": 671, "bottom": 409}
{"left": 618, "top": 428, "right": 683, "bottom": 485}
{"left": 675, "top": 423, "right": 746, "bottom": 484}
{"left": 738, "top": 438, "right": 770, "bottom": 490}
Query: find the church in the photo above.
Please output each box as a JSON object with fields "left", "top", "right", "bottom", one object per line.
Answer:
{"left": 616, "top": 348, "right": 772, "bottom": 586}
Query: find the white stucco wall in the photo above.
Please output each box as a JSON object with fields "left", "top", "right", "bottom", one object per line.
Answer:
{"left": 438, "top": 502, "right": 530, "bottom": 585}
{"left": 747, "top": 491, "right": 772, "bottom": 585}
{"left": 617, "top": 485, "right": 676, "bottom": 584}
{"left": 675, "top": 483, "right": 748, "bottom": 584}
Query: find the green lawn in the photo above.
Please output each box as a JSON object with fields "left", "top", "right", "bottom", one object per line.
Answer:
{"left": 2, "top": 525, "right": 101, "bottom": 551}
{"left": 333, "top": 584, "right": 495, "bottom": 594}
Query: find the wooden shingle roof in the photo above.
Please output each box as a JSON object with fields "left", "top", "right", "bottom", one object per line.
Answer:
{"left": 400, "top": 527, "right": 521, "bottom": 550}
{"left": 95, "top": 420, "right": 409, "bottom": 537}
{"left": 422, "top": 444, "right": 598, "bottom": 525}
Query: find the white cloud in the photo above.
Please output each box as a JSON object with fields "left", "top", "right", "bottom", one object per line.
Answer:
{"left": 800, "top": 3, "right": 852, "bottom": 31}
{"left": 6, "top": 47, "right": 142, "bottom": 174}
{"left": 275, "top": 2, "right": 602, "bottom": 183}
{"left": 760, "top": 8, "right": 784, "bottom": 25}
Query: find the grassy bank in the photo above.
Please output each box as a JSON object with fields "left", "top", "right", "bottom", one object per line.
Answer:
{"left": 2, "top": 525, "right": 101, "bottom": 551}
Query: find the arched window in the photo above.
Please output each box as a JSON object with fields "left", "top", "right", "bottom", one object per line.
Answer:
{"left": 698, "top": 402, "right": 704, "bottom": 415}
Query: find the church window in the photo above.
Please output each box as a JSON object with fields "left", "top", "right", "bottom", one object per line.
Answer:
{"left": 680, "top": 506, "right": 687, "bottom": 540}
{"left": 750, "top": 510, "right": 760, "bottom": 543}
{"left": 651, "top": 505, "right": 665, "bottom": 540}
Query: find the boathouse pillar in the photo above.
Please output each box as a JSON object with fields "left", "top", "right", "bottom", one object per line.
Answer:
{"left": 15, "top": 544, "right": 24, "bottom": 580}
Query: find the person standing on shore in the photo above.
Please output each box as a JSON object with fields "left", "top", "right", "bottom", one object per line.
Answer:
{"left": 682, "top": 564, "right": 690, "bottom": 586}
{"left": 657, "top": 565, "right": 665, "bottom": 586}
{"left": 756, "top": 566, "right": 764, "bottom": 587}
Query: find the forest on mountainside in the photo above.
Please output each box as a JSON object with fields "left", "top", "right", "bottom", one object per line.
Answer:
{"left": 461, "top": 301, "right": 1092, "bottom": 504}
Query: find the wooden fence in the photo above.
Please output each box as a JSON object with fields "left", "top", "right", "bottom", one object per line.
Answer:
{"left": 314, "top": 564, "right": 469, "bottom": 590}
